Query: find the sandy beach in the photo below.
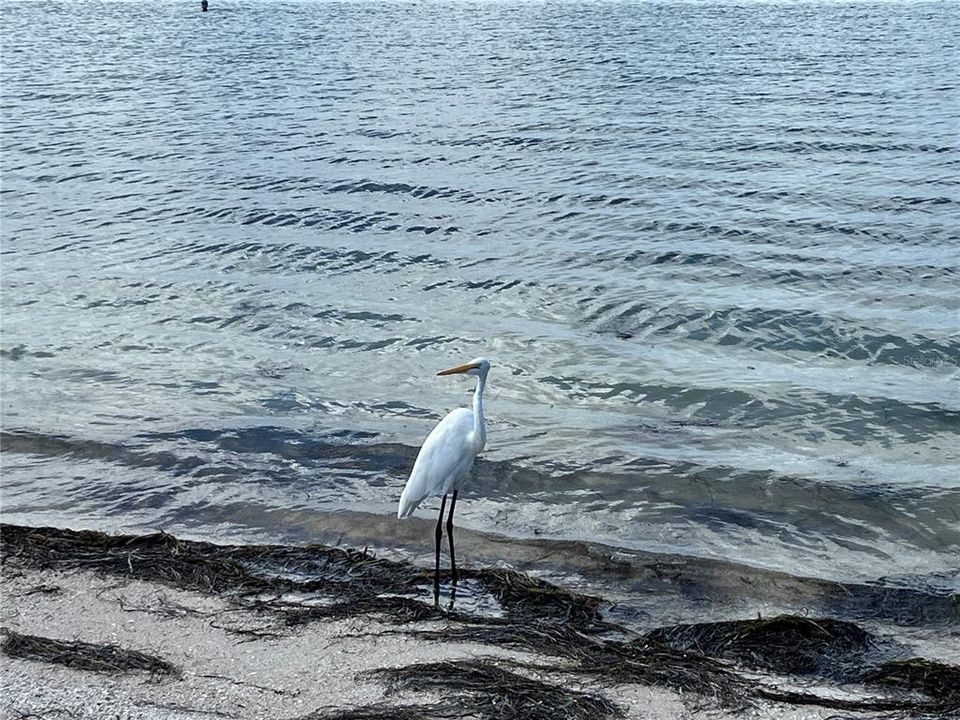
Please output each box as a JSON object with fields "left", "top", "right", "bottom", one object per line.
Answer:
{"left": 2, "top": 565, "right": 719, "bottom": 720}
{"left": 0, "top": 567, "right": 864, "bottom": 720}
{"left": 3, "top": 523, "right": 956, "bottom": 720}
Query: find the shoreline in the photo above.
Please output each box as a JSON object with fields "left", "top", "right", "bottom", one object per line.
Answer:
{"left": 7, "top": 508, "right": 957, "bottom": 630}
{"left": 2, "top": 523, "right": 957, "bottom": 720}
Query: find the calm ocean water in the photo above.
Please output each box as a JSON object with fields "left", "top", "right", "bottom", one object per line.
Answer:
{"left": 2, "top": 1, "right": 958, "bottom": 593}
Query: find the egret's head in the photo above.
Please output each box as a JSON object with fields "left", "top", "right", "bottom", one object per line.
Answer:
{"left": 437, "top": 357, "right": 491, "bottom": 378}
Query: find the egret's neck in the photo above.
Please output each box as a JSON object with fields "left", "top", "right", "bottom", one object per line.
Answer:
{"left": 472, "top": 373, "right": 487, "bottom": 452}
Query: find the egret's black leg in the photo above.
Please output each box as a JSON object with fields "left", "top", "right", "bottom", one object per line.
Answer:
{"left": 434, "top": 494, "right": 447, "bottom": 608}
{"left": 446, "top": 490, "right": 459, "bottom": 585}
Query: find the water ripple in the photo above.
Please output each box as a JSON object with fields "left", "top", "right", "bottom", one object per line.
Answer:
{"left": 2, "top": 0, "right": 958, "bottom": 587}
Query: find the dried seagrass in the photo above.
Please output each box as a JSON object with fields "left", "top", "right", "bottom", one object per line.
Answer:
{"left": 1, "top": 627, "right": 179, "bottom": 677}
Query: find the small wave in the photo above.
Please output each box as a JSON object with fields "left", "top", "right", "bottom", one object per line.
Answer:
{"left": 710, "top": 139, "right": 955, "bottom": 155}
{"left": 539, "top": 373, "right": 960, "bottom": 445}
{"left": 582, "top": 300, "right": 960, "bottom": 369}
{"left": 0, "top": 430, "right": 205, "bottom": 475}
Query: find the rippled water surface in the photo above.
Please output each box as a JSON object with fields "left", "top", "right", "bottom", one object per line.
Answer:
{"left": 2, "top": 0, "right": 958, "bottom": 590}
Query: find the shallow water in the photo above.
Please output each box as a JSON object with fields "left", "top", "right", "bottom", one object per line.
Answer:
{"left": 2, "top": 1, "right": 958, "bottom": 592}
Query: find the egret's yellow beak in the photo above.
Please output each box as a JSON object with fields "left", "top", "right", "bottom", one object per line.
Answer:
{"left": 437, "top": 361, "right": 480, "bottom": 376}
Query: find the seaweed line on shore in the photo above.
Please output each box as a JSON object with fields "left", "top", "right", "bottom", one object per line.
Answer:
{"left": 2, "top": 523, "right": 958, "bottom": 720}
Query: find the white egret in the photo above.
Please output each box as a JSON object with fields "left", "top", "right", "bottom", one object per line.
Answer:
{"left": 398, "top": 357, "right": 491, "bottom": 605}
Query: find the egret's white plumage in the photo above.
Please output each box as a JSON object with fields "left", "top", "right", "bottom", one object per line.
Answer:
{"left": 398, "top": 407, "right": 477, "bottom": 518}
{"left": 398, "top": 357, "right": 490, "bottom": 519}
{"left": 397, "top": 357, "right": 490, "bottom": 605}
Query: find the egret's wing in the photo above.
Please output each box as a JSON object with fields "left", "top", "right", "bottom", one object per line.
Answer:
{"left": 398, "top": 408, "right": 475, "bottom": 518}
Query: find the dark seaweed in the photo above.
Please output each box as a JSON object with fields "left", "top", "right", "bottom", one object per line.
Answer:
{"left": 1, "top": 627, "right": 179, "bottom": 677}
{"left": 300, "top": 707, "right": 439, "bottom": 720}
{"left": 460, "top": 567, "right": 603, "bottom": 627}
{"left": 0, "top": 523, "right": 418, "bottom": 598}
{"left": 865, "top": 658, "right": 960, "bottom": 712}
{"left": 645, "top": 615, "right": 877, "bottom": 678}
{"left": 368, "top": 659, "right": 622, "bottom": 720}
{"left": 405, "top": 623, "right": 751, "bottom": 708}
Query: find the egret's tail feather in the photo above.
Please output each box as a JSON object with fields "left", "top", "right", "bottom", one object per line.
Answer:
{"left": 397, "top": 492, "right": 421, "bottom": 519}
